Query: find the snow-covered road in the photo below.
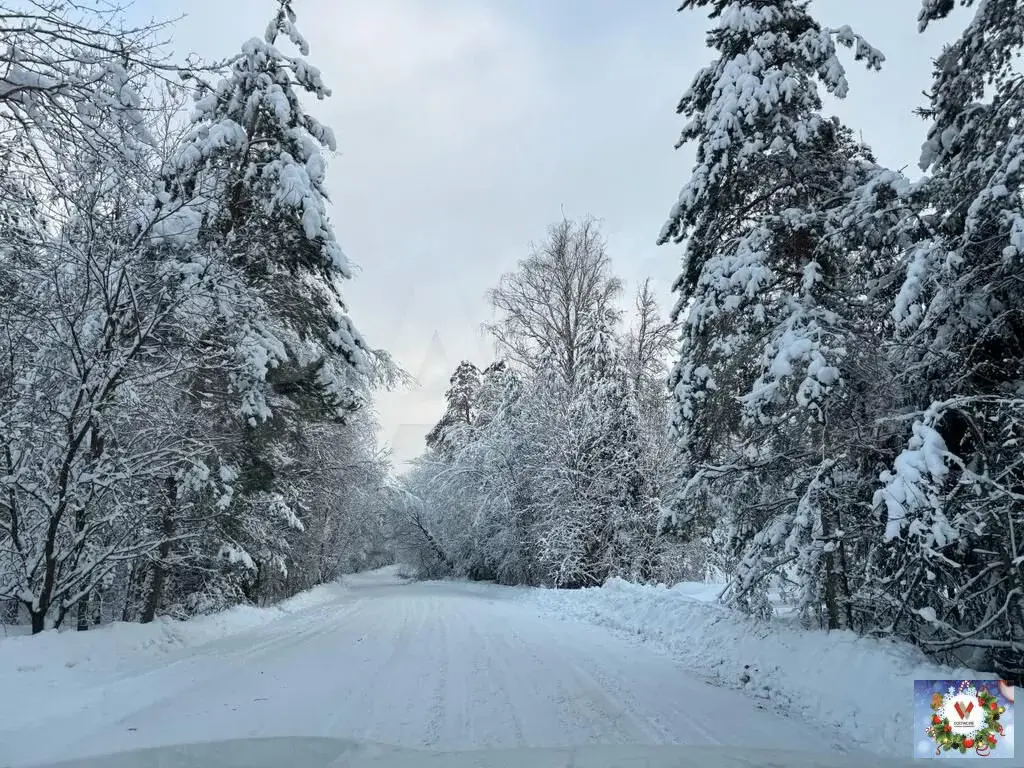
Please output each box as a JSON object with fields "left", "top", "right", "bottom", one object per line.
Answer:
{"left": 1, "top": 569, "right": 849, "bottom": 766}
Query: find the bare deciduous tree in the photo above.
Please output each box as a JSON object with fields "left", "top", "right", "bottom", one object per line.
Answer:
{"left": 484, "top": 217, "right": 622, "bottom": 388}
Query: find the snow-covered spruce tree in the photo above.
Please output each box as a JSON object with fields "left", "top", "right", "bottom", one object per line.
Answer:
{"left": 869, "top": 0, "right": 1024, "bottom": 678}
{"left": 425, "top": 361, "right": 482, "bottom": 459}
{"left": 446, "top": 361, "right": 483, "bottom": 425}
{"left": 657, "top": 0, "right": 890, "bottom": 625}
{"left": 152, "top": 0, "right": 374, "bottom": 608}
{"left": 473, "top": 361, "right": 517, "bottom": 429}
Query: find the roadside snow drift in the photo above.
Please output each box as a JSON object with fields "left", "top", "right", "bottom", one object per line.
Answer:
{"left": 526, "top": 578, "right": 992, "bottom": 757}
{"left": 0, "top": 579, "right": 350, "bottom": 681}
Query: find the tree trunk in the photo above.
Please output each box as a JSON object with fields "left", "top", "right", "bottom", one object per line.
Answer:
{"left": 122, "top": 562, "right": 142, "bottom": 622}
{"left": 834, "top": 529, "right": 854, "bottom": 630}
{"left": 819, "top": 498, "right": 846, "bottom": 631}
{"left": 30, "top": 609, "right": 45, "bottom": 634}
{"left": 141, "top": 561, "right": 168, "bottom": 624}
{"left": 72, "top": 420, "right": 105, "bottom": 633}
{"left": 141, "top": 478, "right": 177, "bottom": 624}
{"left": 77, "top": 593, "right": 90, "bottom": 631}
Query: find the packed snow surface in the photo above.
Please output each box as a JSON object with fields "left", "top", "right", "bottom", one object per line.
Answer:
{"left": 0, "top": 567, "right": 981, "bottom": 767}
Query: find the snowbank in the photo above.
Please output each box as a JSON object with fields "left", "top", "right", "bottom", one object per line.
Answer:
{"left": 0, "top": 567, "right": 416, "bottom": 688}
{"left": 0, "top": 580, "right": 348, "bottom": 686}
{"left": 526, "top": 578, "right": 993, "bottom": 757}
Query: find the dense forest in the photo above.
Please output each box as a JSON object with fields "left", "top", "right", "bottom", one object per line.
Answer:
{"left": 0, "top": 0, "right": 400, "bottom": 632}
{"left": 1, "top": 0, "right": 1021, "bottom": 685}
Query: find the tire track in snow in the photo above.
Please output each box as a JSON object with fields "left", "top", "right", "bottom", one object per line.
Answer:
{"left": 503, "top": 619, "right": 663, "bottom": 746}
{"left": 420, "top": 599, "right": 449, "bottom": 748}
{"left": 323, "top": 593, "right": 434, "bottom": 746}
{"left": 532, "top": 614, "right": 714, "bottom": 746}
{"left": 460, "top": 604, "right": 527, "bottom": 747}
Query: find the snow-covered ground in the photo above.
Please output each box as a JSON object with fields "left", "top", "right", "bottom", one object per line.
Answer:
{"left": 526, "top": 578, "right": 994, "bottom": 758}
{"left": 0, "top": 567, "right": 984, "bottom": 767}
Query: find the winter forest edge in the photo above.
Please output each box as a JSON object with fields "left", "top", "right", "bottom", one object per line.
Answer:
{"left": 1, "top": 0, "right": 1022, "bottom": 689}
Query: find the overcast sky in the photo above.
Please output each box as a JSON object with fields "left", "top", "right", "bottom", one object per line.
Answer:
{"left": 131, "top": 0, "right": 966, "bottom": 465}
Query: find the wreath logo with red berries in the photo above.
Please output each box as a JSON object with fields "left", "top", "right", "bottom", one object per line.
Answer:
{"left": 926, "top": 681, "right": 1007, "bottom": 756}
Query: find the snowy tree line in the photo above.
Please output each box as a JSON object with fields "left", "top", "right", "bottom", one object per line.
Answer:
{"left": 395, "top": 218, "right": 684, "bottom": 588}
{"left": 399, "top": 0, "right": 1023, "bottom": 683}
{"left": 0, "top": 0, "right": 398, "bottom": 632}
